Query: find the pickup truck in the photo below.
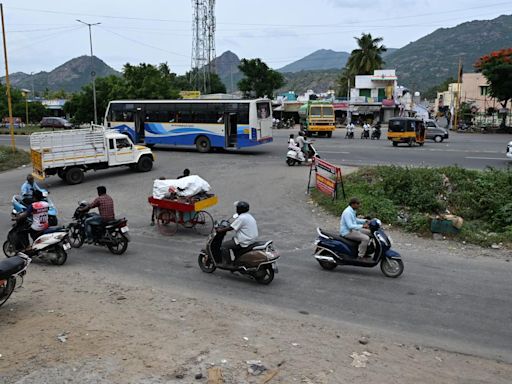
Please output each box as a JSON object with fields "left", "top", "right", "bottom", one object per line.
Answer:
{"left": 30, "top": 125, "right": 155, "bottom": 185}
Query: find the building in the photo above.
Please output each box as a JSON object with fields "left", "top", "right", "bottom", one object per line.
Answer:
{"left": 460, "top": 73, "right": 500, "bottom": 113}
{"left": 348, "top": 69, "right": 398, "bottom": 123}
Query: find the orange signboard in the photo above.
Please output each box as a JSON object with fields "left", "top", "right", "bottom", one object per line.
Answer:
{"left": 307, "top": 157, "right": 344, "bottom": 199}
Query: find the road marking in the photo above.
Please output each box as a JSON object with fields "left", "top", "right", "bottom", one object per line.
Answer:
{"left": 320, "top": 151, "right": 351, "bottom": 154}
{"left": 465, "top": 156, "right": 506, "bottom": 161}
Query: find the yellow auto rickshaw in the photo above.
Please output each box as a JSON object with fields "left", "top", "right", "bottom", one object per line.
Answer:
{"left": 387, "top": 117, "right": 426, "bottom": 147}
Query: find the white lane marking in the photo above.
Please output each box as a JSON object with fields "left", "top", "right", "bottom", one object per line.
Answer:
{"left": 321, "top": 151, "right": 351, "bottom": 154}
{"left": 465, "top": 156, "right": 506, "bottom": 161}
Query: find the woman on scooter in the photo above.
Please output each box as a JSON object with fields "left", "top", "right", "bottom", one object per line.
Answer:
{"left": 340, "top": 197, "right": 371, "bottom": 259}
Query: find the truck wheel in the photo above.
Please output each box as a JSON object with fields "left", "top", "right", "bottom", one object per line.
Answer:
{"left": 65, "top": 167, "right": 84, "bottom": 185}
{"left": 196, "top": 136, "right": 211, "bottom": 153}
{"left": 326, "top": 132, "right": 332, "bottom": 138}
{"left": 136, "top": 156, "right": 153, "bottom": 172}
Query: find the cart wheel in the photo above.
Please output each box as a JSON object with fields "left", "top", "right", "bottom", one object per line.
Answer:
{"left": 193, "top": 211, "right": 214, "bottom": 236}
{"left": 156, "top": 210, "right": 178, "bottom": 236}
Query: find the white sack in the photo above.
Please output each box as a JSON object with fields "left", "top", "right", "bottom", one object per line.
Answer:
{"left": 152, "top": 175, "right": 211, "bottom": 199}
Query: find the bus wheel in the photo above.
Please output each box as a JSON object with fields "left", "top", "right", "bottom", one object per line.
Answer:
{"left": 196, "top": 136, "right": 211, "bottom": 153}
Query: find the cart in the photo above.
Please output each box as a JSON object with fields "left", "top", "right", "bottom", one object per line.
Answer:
{"left": 148, "top": 195, "right": 218, "bottom": 236}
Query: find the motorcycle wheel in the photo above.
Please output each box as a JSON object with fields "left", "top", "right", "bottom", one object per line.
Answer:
{"left": 254, "top": 265, "right": 274, "bottom": 285}
{"left": 0, "top": 277, "right": 16, "bottom": 308}
{"left": 286, "top": 158, "right": 295, "bottom": 166}
{"left": 380, "top": 258, "right": 404, "bottom": 278}
{"left": 68, "top": 226, "right": 84, "bottom": 248}
{"left": 50, "top": 246, "right": 67, "bottom": 266}
{"left": 198, "top": 252, "right": 216, "bottom": 273}
{"left": 107, "top": 231, "right": 129, "bottom": 255}
{"left": 2, "top": 240, "right": 16, "bottom": 258}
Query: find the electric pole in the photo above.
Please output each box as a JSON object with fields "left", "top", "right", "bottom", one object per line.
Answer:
{"left": 1, "top": 3, "right": 15, "bottom": 151}
{"left": 77, "top": 19, "right": 101, "bottom": 124}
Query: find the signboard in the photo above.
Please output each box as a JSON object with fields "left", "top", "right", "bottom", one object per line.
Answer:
{"left": 307, "top": 158, "right": 345, "bottom": 200}
{"left": 179, "top": 91, "right": 201, "bottom": 99}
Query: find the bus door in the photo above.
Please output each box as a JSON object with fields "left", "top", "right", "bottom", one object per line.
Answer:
{"left": 134, "top": 107, "right": 145, "bottom": 143}
{"left": 224, "top": 113, "right": 238, "bottom": 147}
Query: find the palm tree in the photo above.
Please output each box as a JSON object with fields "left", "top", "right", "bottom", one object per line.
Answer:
{"left": 346, "top": 33, "right": 387, "bottom": 75}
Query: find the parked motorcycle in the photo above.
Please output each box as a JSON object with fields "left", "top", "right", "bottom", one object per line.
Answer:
{"left": 11, "top": 189, "right": 58, "bottom": 226}
{"left": 198, "top": 217, "right": 279, "bottom": 284}
{"left": 313, "top": 219, "right": 404, "bottom": 278}
{"left": 286, "top": 143, "right": 319, "bottom": 166}
{"left": 371, "top": 124, "right": 381, "bottom": 140}
{"left": 3, "top": 219, "right": 70, "bottom": 265}
{"left": 67, "top": 202, "right": 130, "bottom": 255}
{"left": 0, "top": 252, "right": 31, "bottom": 308}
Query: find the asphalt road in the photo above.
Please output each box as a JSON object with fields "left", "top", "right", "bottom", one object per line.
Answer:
{"left": 3, "top": 128, "right": 511, "bottom": 169}
{"left": 1, "top": 129, "right": 511, "bottom": 362}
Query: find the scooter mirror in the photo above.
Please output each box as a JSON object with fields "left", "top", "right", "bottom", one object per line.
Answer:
{"left": 232, "top": 213, "right": 239, "bottom": 219}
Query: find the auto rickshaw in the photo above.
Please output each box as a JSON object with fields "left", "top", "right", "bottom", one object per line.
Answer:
{"left": 387, "top": 117, "right": 426, "bottom": 147}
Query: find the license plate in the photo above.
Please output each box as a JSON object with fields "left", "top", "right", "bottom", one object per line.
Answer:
{"left": 120, "top": 226, "right": 129, "bottom": 233}
{"left": 62, "top": 242, "right": 71, "bottom": 251}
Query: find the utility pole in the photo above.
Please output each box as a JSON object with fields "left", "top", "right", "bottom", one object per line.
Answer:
{"left": 453, "top": 57, "right": 462, "bottom": 131}
{"left": 1, "top": 3, "right": 15, "bottom": 152}
{"left": 77, "top": 19, "right": 100, "bottom": 124}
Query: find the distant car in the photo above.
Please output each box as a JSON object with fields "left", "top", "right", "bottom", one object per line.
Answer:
{"left": 40, "top": 117, "right": 73, "bottom": 129}
{"left": 507, "top": 141, "right": 512, "bottom": 159}
{"left": 425, "top": 119, "right": 449, "bottom": 142}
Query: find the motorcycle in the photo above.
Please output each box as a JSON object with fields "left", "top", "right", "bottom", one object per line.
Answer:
{"left": 313, "top": 219, "right": 404, "bottom": 278}
{"left": 361, "top": 125, "right": 370, "bottom": 139}
{"left": 198, "top": 217, "right": 279, "bottom": 284}
{"left": 286, "top": 143, "right": 319, "bottom": 166}
{"left": 3, "top": 218, "right": 70, "bottom": 265}
{"left": 0, "top": 252, "right": 31, "bottom": 308}
{"left": 67, "top": 202, "right": 130, "bottom": 255}
{"left": 12, "top": 189, "right": 58, "bottom": 226}
{"left": 371, "top": 125, "right": 381, "bottom": 140}
{"left": 345, "top": 126, "right": 354, "bottom": 139}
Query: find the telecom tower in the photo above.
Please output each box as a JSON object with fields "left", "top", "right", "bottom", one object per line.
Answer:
{"left": 191, "top": 0, "right": 216, "bottom": 94}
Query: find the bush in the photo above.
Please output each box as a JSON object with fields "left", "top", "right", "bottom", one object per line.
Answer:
{"left": 0, "top": 146, "right": 31, "bottom": 172}
{"left": 311, "top": 166, "right": 512, "bottom": 246}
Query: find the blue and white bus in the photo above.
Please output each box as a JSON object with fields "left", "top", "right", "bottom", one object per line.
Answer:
{"left": 104, "top": 99, "right": 273, "bottom": 152}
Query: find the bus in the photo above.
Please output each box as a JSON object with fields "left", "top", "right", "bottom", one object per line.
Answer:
{"left": 104, "top": 99, "right": 273, "bottom": 152}
{"left": 298, "top": 101, "right": 335, "bottom": 138}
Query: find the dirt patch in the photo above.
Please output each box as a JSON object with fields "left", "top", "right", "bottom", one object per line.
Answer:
{"left": 1, "top": 266, "right": 510, "bottom": 384}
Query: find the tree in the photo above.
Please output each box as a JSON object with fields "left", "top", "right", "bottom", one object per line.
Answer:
{"left": 475, "top": 48, "right": 512, "bottom": 128}
{"left": 177, "top": 69, "right": 226, "bottom": 94}
{"left": 337, "top": 33, "right": 387, "bottom": 97}
{"left": 0, "top": 84, "right": 47, "bottom": 123}
{"left": 238, "top": 58, "right": 284, "bottom": 98}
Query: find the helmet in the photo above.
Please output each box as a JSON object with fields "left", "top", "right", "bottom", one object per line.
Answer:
{"left": 79, "top": 200, "right": 88, "bottom": 208}
{"left": 234, "top": 201, "right": 250, "bottom": 214}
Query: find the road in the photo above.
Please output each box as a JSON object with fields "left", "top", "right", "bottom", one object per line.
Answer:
{"left": 1, "top": 129, "right": 511, "bottom": 363}
{"left": 2, "top": 128, "right": 511, "bottom": 170}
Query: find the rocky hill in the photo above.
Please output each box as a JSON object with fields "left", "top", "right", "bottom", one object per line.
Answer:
{"left": 211, "top": 50, "right": 242, "bottom": 93}
{"left": 277, "top": 49, "right": 350, "bottom": 73}
{"left": 385, "top": 14, "right": 512, "bottom": 91}
{"left": 2, "top": 56, "right": 120, "bottom": 93}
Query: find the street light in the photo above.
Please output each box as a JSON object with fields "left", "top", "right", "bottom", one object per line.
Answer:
{"left": 76, "top": 19, "right": 101, "bottom": 124}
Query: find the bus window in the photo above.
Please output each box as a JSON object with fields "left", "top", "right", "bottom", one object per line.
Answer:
{"left": 310, "top": 106, "right": 322, "bottom": 116}
{"left": 257, "top": 102, "right": 270, "bottom": 119}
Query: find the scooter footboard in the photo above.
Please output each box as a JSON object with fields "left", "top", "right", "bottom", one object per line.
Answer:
{"left": 384, "top": 249, "right": 401, "bottom": 259}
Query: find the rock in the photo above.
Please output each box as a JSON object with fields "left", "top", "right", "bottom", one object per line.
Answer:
{"left": 194, "top": 373, "right": 203, "bottom": 380}
{"left": 116, "top": 296, "right": 126, "bottom": 300}
{"left": 350, "top": 351, "right": 370, "bottom": 368}
{"left": 491, "top": 243, "right": 501, "bottom": 249}
{"left": 243, "top": 336, "right": 249, "bottom": 341}
{"left": 358, "top": 337, "right": 369, "bottom": 345}
{"left": 247, "top": 360, "right": 267, "bottom": 375}
{"left": 56, "top": 333, "right": 68, "bottom": 343}
{"left": 175, "top": 373, "right": 184, "bottom": 379}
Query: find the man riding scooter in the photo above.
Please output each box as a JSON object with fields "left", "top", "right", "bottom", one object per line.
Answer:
{"left": 340, "top": 197, "right": 371, "bottom": 260}
{"left": 215, "top": 201, "right": 258, "bottom": 265}
{"left": 20, "top": 174, "right": 43, "bottom": 206}
{"left": 296, "top": 131, "right": 313, "bottom": 160}
{"left": 16, "top": 189, "right": 49, "bottom": 248}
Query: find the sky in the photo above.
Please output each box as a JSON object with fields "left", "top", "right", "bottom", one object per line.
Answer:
{"left": 2, "top": 0, "right": 511, "bottom": 75}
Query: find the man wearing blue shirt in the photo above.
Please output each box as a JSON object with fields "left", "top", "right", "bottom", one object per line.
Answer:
{"left": 340, "top": 197, "right": 371, "bottom": 258}
{"left": 20, "top": 174, "right": 43, "bottom": 205}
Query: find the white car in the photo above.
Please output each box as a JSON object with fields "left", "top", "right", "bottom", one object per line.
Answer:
{"left": 507, "top": 141, "right": 512, "bottom": 159}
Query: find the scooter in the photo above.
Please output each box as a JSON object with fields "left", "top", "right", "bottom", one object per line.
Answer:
{"left": 198, "top": 217, "right": 279, "bottom": 284}
{"left": 361, "top": 126, "right": 370, "bottom": 139}
{"left": 313, "top": 219, "right": 404, "bottom": 278}
{"left": 12, "top": 189, "right": 58, "bottom": 226}
{"left": 0, "top": 252, "right": 31, "bottom": 308}
{"left": 3, "top": 218, "right": 71, "bottom": 265}
{"left": 67, "top": 202, "right": 130, "bottom": 255}
{"left": 371, "top": 125, "right": 381, "bottom": 140}
{"left": 345, "top": 126, "right": 354, "bottom": 139}
{"left": 286, "top": 143, "right": 319, "bottom": 166}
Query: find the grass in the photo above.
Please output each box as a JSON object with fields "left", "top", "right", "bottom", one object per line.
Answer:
{"left": 311, "top": 165, "right": 512, "bottom": 247}
{"left": 0, "top": 145, "right": 31, "bottom": 172}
